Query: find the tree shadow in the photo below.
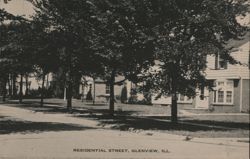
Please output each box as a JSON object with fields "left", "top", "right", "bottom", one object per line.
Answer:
{"left": 144, "top": 116, "right": 250, "bottom": 130}
{"left": 5, "top": 100, "right": 64, "bottom": 107}
{"left": 3, "top": 102, "right": 139, "bottom": 116}
{"left": 75, "top": 114, "right": 249, "bottom": 132}
{"left": 2, "top": 101, "right": 248, "bottom": 133}
{"left": 84, "top": 103, "right": 108, "bottom": 106}
{"left": 3, "top": 102, "right": 69, "bottom": 114}
{"left": 0, "top": 117, "right": 94, "bottom": 135}
{"left": 180, "top": 119, "right": 249, "bottom": 130}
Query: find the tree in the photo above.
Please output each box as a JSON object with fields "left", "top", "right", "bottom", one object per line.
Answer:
{"left": 145, "top": 0, "right": 248, "bottom": 123}
{"left": 0, "top": 8, "right": 32, "bottom": 102}
{"left": 7, "top": 21, "right": 35, "bottom": 103}
{"left": 31, "top": 0, "right": 102, "bottom": 111}
{"left": 27, "top": 18, "right": 61, "bottom": 106}
{"left": 90, "top": 0, "right": 156, "bottom": 115}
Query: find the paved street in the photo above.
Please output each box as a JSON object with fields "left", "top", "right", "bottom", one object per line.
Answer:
{"left": 0, "top": 104, "right": 249, "bottom": 159}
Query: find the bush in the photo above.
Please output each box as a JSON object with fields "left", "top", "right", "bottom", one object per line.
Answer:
{"left": 25, "top": 87, "right": 53, "bottom": 99}
{"left": 27, "top": 89, "right": 40, "bottom": 98}
{"left": 127, "top": 96, "right": 152, "bottom": 105}
{"left": 86, "top": 90, "right": 93, "bottom": 100}
{"left": 120, "top": 86, "right": 127, "bottom": 103}
{"left": 115, "top": 95, "right": 121, "bottom": 101}
{"left": 128, "top": 95, "right": 137, "bottom": 104}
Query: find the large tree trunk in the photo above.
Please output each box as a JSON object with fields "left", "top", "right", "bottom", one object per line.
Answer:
{"left": 12, "top": 74, "right": 17, "bottom": 98}
{"left": 171, "top": 92, "right": 178, "bottom": 123}
{"left": 93, "top": 78, "right": 95, "bottom": 105}
{"left": 67, "top": 80, "right": 72, "bottom": 112}
{"left": 19, "top": 74, "right": 23, "bottom": 104}
{"left": 81, "top": 84, "right": 84, "bottom": 102}
{"left": 25, "top": 74, "right": 29, "bottom": 96}
{"left": 171, "top": 66, "right": 178, "bottom": 123}
{"left": 40, "top": 73, "right": 46, "bottom": 107}
{"left": 46, "top": 74, "right": 49, "bottom": 89}
{"left": 109, "top": 69, "right": 115, "bottom": 116}
{"left": 0, "top": 77, "right": 7, "bottom": 102}
{"left": 2, "top": 78, "right": 7, "bottom": 102}
{"left": 72, "top": 78, "right": 80, "bottom": 99}
{"left": 66, "top": 47, "right": 73, "bottom": 112}
{"left": 8, "top": 74, "right": 12, "bottom": 97}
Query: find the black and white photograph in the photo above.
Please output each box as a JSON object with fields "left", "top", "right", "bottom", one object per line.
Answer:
{"left": 0, "top": 0, "right": 249, "bottom": 158}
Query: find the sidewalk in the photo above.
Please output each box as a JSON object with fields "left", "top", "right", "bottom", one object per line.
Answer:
{"left": 179, "top": 109, "right": 250, "bottom": 116}
{"left": 0, "top": 104, "right": 249, "bottom": 159}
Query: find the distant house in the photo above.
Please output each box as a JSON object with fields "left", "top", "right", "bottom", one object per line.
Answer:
{"left": 79, "top": 76, "right": 132, "bottom": 103}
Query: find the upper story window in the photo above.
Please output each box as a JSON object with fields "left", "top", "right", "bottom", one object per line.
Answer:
{"left": 219, "top": 58, "right": 228, "bottom": 69}
{"left": 215, "top": 54, "right": 228, "bottom": 70}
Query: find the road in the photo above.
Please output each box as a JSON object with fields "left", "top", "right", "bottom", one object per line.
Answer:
{"left": 0, "top": 104, "right": 249, "bottom": 159}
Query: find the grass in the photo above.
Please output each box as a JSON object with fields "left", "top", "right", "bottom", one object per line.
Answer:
{"left": 1, "top": 98, "right": 250, "bottom": 138}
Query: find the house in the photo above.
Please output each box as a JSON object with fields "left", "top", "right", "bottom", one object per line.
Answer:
{"left": 83, "top": 35, "right": 249, "bottom": 113}
{"left": 198, "top": 36, "right": 250, "bottom": 113}
{"left": 151, "top": 35, "right": 250, "bottom": 113}
{"left": 79, "top": 76, "right": 132, "bottom": 103}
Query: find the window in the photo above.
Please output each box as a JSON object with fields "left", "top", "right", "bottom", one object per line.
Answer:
{"left": 218, "top": 81, "right": 224, "bottom": 87}
{"left": 213, "top": 80, "right": 233, "bottom": 104}
{"left": 105, "top": 84, "right": 110, "bottom": 94}
{"left": 226, "top": 91, "right": 232, "bottom": 103}
{"left": 226, "top": 81, "right": 233, "bottom": 88}
{"left": 219, "top": 59, "right": 227, "bottom": 69}
{"left": 177, "top": 94, "right": 192, "bottom": 103}
{"left": 215, "top": 54, "right": 228, "bottom": 70}
{"left": 200, "top": 85, "right": 205, "bottom": 100}
{"left": 179, "top": 94, "right": 185, "bottom": 101}
{"left": 218, "top": 91, "right": 224, "bottom": 103}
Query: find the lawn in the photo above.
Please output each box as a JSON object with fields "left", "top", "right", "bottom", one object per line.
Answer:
{"left": 2, "top": 98, "right": 250, "bottom": 138}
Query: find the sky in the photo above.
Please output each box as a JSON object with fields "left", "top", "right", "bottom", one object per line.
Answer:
{"left": 0, "top": 0, "right": 249, "bottom": 25}
{"left": 0, "top": 0, "right": 35, "bottom": 18}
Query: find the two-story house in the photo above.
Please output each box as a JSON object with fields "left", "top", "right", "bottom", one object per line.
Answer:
{"left": 194, "top": 35, "right": 250, "bottom": 113}
{"left": 151, "top": 34, "right": 249, "bottom": 113}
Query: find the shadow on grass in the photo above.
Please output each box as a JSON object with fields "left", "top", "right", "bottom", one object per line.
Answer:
{"left": 179, "top": 119, "right": 250, "bottom": 130}
{"left": 84, "top": 103, "right": 108, "bottom": 106}
{"left": 1, "top": 101, "right": 249, "bottom": 133}
{"left": 3, "top": 101, "right": 139, "bottom": 115}
{"left": 4, "top": 104, "right": 69, "bottom": 114}
{"left": 0, "top": 118, "right": 94, "bottom": 135}
{"left": 5, "top": 100, "right": 64, "bottom": 107}
{"left": 75, "top": 114, "right": 249, "bottom": 132}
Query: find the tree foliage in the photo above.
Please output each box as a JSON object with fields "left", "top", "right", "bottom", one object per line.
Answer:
{"left": 0, "top": 6, "right": 33, "bottom": 101}
{"left": 143, "top": 0, "right": 249, "bottom": 122}
{"left": 1, "top": 0, "right": 248, "bottom": 120}
{"left": 89, "top": 0, "right": 156, "bottom": 114}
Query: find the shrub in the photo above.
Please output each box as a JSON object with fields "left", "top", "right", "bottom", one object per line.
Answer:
{"left": 120, "top": 86, "right": 127, "bottom": 103}
{"left": 86, "top": 90, "right": 93, "bottom": 100}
